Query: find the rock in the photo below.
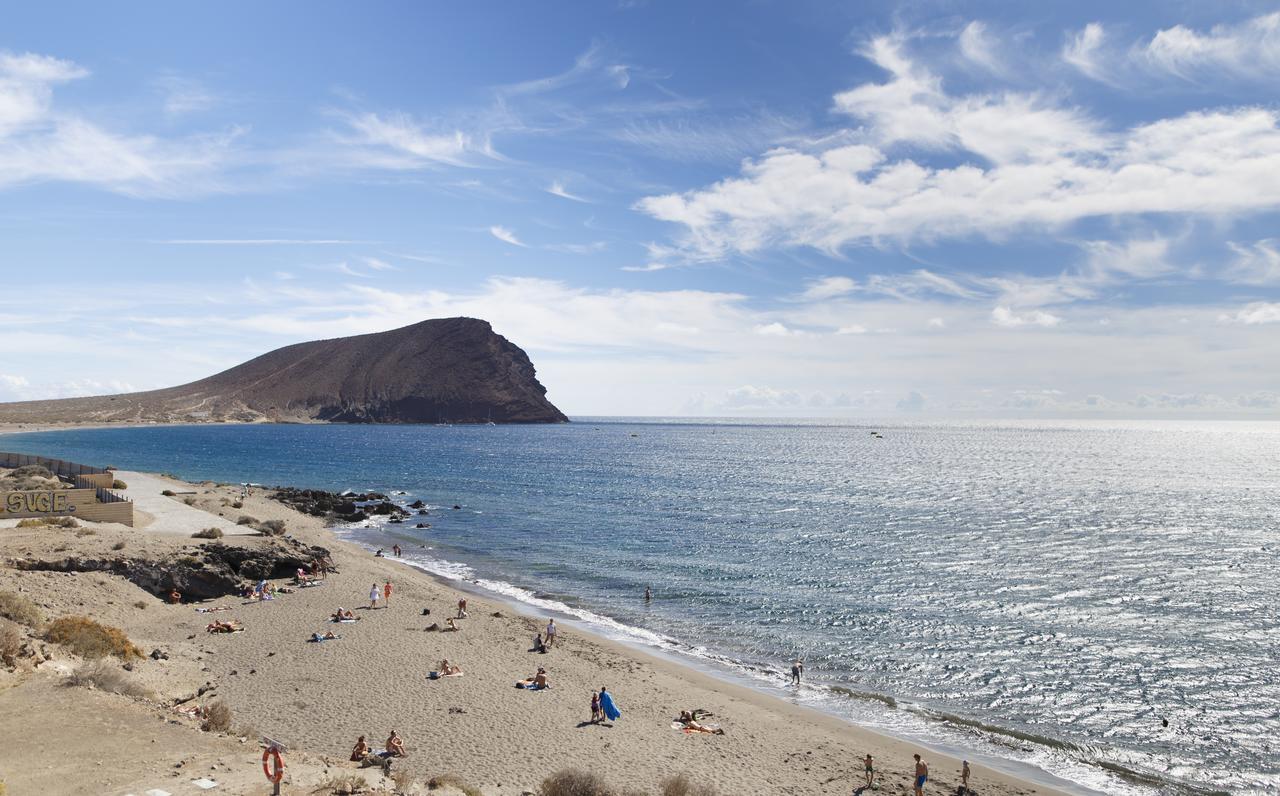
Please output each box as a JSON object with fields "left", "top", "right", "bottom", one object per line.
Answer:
{"left": 415, "top": 523, "right": 429, "bottom": 529}
{"left": 417, "top": 509, "right": 429, "bottom": 515}
{"left": 150, "top": 649, "right": 168, "bottom": 660}
{"left": 409, "top": 500, "right": 425, "bottom": 508}
{"left": 13, "top": 538, "right": 331, "bottom": 601}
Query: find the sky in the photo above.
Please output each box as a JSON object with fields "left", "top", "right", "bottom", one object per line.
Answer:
{"left": 2, "top": 0, "right": 1279, "bottom": 418}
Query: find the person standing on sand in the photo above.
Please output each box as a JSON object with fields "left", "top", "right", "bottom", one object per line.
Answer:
{"left": 384, "top": 581, "right": 392, "bottom": 606}
{"left": 599, "top": 686, "right": 621, "bottom": 722}
{"left": 369, "top": 583, "right": 381, "bottom": 610}
{"left": 960, "top": 760, "right": 970, "bottom": 794}
{"left": 863, "top": 753, "right": 874, "bottom": 787}
{"left": 913, "top": 754, "right": 928, "bottom": 795}
{"left": 545, "top": 618, "right": 558, "bottom": 648}
{"left": 457, "top": 598, "right": 467, "bottom": 619}
{"left": 791, "top": 659, "right": 804, "bottom": 685}
{"left": 590, "top": 690, "right": 601, "bottom": 723}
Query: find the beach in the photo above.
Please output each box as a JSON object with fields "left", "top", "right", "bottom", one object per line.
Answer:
{"left": 0, "top": 467, "right": 1072, "bottom": 795}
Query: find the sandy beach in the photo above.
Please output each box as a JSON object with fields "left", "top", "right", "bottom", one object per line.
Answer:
{"left": 0, "top": 467, "right": 1072, "bottom": 796}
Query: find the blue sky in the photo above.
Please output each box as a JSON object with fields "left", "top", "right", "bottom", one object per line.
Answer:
{"left": 2, "top": 0, "right": 1279, "bottom": 417}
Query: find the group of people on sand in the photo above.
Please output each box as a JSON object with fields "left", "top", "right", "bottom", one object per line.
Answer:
{"left": 349, "top": 730, "right": 407, "bottom": 767}
{"left": 852, "top": 753, "right": 968, "bottom": 795}
{"left": 589, "top": 687, "right": 621, "bottom": 723}
{"left": 369, "top": 581, "right": 392, "bottom": 609}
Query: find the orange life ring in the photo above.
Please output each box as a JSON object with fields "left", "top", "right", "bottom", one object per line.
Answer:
{"left": 262, "top": 746, "right": 284, "bottom": 783}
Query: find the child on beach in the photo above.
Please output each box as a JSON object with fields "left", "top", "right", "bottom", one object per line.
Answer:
{"left": 370, "top": 583, "right": 381, "bottom": 609}
{"left": 590, "top": 690, "right": 601, "bottom": 723}
{"left": 457, "top": 598, "right": 468, "bottom": 618}
{"left": 383, "top": 581, "right": 392, "bottom": 606}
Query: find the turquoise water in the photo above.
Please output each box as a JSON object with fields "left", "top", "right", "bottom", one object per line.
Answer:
{"left": 5, "top": 420, "right": 1278, "bottom": 795}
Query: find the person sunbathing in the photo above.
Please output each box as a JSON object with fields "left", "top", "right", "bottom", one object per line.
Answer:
{"left": 205, "top": 620, "right": 242, "bottom": 633}
{"left": 438, "top": 659, "right": 462, "bottom": 676}
{"left": 386, "top": 730, "right": 407, "bottom": 757}
{"left": 311, "top": 630, "right": 339, "bottom": 641}
{"left": 678, "top": 710, "right": 725, "bottom": 734}
{"left": 534, "top": 668, "right": 549, "bottom": 688}
{"left": 442, "top": 617, "right": 459, "bottom": 632}
{"left": 350, "top": 735, "right": 368, "bottom": 761}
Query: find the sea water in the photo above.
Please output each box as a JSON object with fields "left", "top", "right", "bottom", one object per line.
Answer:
{"left": 5, "top": 419, "right": 1278, "bottom": 795}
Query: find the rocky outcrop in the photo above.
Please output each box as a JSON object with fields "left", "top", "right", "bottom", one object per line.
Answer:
{"left": 10, "top": 539, "right": 331, "bottom": 601}
{"left": 269, "top": 487, "right": 408, "bottom": 524}
{"left": 0, "top": 317, "right": 568, "bottom": 425}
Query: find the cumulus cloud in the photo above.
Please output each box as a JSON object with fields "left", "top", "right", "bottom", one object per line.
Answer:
{"left": 991, "top": 306, "right": 1062, "bottom": 328}
{"left": 1220, "top": 302, "right": 1280, "bottom": 325}
{"left": 637, "top": 35, "right": 1280, "bottom": 262}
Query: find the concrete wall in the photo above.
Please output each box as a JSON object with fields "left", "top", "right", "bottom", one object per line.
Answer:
{"left": 0, "top": 487, "right": 134, "bottom": 526}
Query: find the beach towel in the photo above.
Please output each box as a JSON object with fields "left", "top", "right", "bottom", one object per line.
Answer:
{"left": 195, "top": 606, "right": 232, "bottom": 614}
{"left": 333, "top": 618, "right": 359, "bottom": 623}
{"left": 600, "top": 691, "right": 621, "bottom": 721}
{"left": 309, "top": 634, "right": 341, "bottom": 642}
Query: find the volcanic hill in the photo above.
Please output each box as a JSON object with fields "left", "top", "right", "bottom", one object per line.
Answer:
{"left": 0, "top": 318, "right": 567, "bottom": 425}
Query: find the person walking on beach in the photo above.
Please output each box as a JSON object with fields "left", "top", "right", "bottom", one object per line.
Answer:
{"left": 456, "top": 598, "right": 467, "bottom": 619}
{"left": 791, "top": 659, "right": 804, "bottom": 685}
{"left": 863, "top": 753, "right": 874, "bottom": 788}
{"left": 912, "top": 754, "right": 928, "bottom": 795}
{"left": 545, "top": 618, "right": 558, "bottom": 648}
{"left": 369, "top": 583, "right": 381, "bottom": 610}
{"left": 960, "top": 760, "right": 970, "bottom": 794}
{"left": 383, "top": 580, "right": 392, "bottom": 606}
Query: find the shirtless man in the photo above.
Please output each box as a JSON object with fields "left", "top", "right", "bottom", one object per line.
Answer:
{"left": 350, "top": 735, "right": 368, "bottom": 761}
{"left": 913, "top": 754, "right": 928, "bottom": 795}
{"left": 961, "top": 760, "right": 970, "bottom": 794}
{"left": 790, "top": 658, "right": 804, "bottom": 685}
{"left": 386, "top": 729, "right": 407, "bottom": 757}
{"left": 863, "top": 753, "right": 874, "bottom": 787}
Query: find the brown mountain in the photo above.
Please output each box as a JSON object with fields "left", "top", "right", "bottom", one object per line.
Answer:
{"left": 0, "top": 318, "right": 568, "bottom": 425}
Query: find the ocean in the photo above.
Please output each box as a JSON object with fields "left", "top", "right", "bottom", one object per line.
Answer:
{"left": 5, "top": 419, "right": 1277, "bottom": 795}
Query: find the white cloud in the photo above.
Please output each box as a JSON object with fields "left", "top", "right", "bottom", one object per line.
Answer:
{"left": 1141, "top": 13, "right": 1280, "bottom": 80}
{"left": 1225, "top": 239, "right": 1280, "bottom": 285}
{"left": 1220, "top": 301, "right": 1280, "bottom": 325}
{"left": 0, "top": 51, "right": 236, "bottom": 196}
{"left": 721, "top": 385, "right": 803, "bottom": 409}
{"left": 620, "top": 262, "right": 671, "bottom": 272}
{"left": 637, "top": 36, "right": 1280, "bottom": 262}
{"left": 1062, "top": 23, "right": 1111, "bottom": 83}
{"left": 337, "top": 111, "right": 490, "bottom": 169}
{"left": 753, "top": 322, "right": 793, "bottom": 336}
{"left": 362, "top": 257, "right": 395, "bottom": 271}
{"left": 836, "top": 324, "right": 867, "bottom": 335}
{"left": 799, "top": 276, "right": 858, "bottom": 301}
{"left": 958, "top": 21, "right": 1005, "bottom": 75}
{"left": 155, "top": 74, "right": 219, "bottom": 117}
{"left": 489, "top": 225, "right": 527, "bottom": 247}
{"left": 991, "top": 306, "right": 1062, "bottom": 328}
{"left": 545, "top": 241, "right": 607, "bottom": 255}
{"left": 547, "top": 180, "right": 589, "bottom": 202}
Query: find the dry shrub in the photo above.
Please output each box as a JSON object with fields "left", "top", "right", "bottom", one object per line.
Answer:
{"left": 202, "top": 699, "right": 232, "bottom": 732}
{"left": 112, "top": 479, "right": 128, "bottom": 489}
{"left": 183, "top": 496, "right": 196, "bottom": 505}
{"left": 161, "top": 489, "right": 175, "bottom": 497}
{"left": 236, "top": 515, "right": 257, "bottom": 526}
{"left": 68, "top": 659, "right": 153, "bottom": 698}
{"left": 192, "top": 527, "right": 224, "bottom": 539}
{"left": 75, "top": 527, "right": 95, "bottom": 537}
{"left": 132, "top": 600, "right": 147, "bottom": 610}
{"left": 44, "top": 616, "right": 143, "bottom": 660}
{"left": 540, "top": 769, "right": 619, "bottom": 796}
{"left": 16, "top": 516, "right": 80, "bottom": 529}
{"left": 231, "top": 500, "right": 243, "bottom": 509}
{"left": 10, "top": 464, "right": 53, "bottom": 479}
{"left": 390, "top": 768, "right": 417, "bottom": 793}
{"left": 0, "top": 591, "right": 42, "bottom": 627}
{"left": 661, "top": 775, "right": 721, "bottom": 796}
{"left": 313, "top": 774, "right": 368, "bottom": 794}
{"left": 427, "top": 773, "right": 483, "bottom": 795}
{"left": 258, "top": 519, "right": 286, "bottom": 536}
{"left": 15, "top": 518, "right": 47, "bottom": 528}
{"left": 112, "top": 540, "right": 126, "bottom": 550}
{"left": 0, "top": 619, "right": 22, "bottom": 667}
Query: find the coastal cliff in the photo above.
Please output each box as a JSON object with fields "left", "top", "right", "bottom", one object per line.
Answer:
{"left": 0, "top": 317, "right": 568, "bottom": 425}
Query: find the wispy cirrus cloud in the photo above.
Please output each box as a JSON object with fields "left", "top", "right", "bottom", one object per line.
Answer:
{"left": 489, "top": 225, "right": 527, "bottom": 247}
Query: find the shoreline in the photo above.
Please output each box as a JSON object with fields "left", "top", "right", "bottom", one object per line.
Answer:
{"left": 0, "top": 423, "right": 1201, "bottom": 794}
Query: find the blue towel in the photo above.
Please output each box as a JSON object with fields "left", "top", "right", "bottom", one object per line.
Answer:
{"left": 600, "top": 691, "right": 621, "bottom": 721}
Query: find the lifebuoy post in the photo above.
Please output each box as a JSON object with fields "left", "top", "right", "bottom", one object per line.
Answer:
{"left": 262, "top": 744, "right": 284, "bottom": 794}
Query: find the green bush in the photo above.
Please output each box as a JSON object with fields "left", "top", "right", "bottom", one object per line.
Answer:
{"left": 111, "top": 480, "right": 128, "bottom": 490}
